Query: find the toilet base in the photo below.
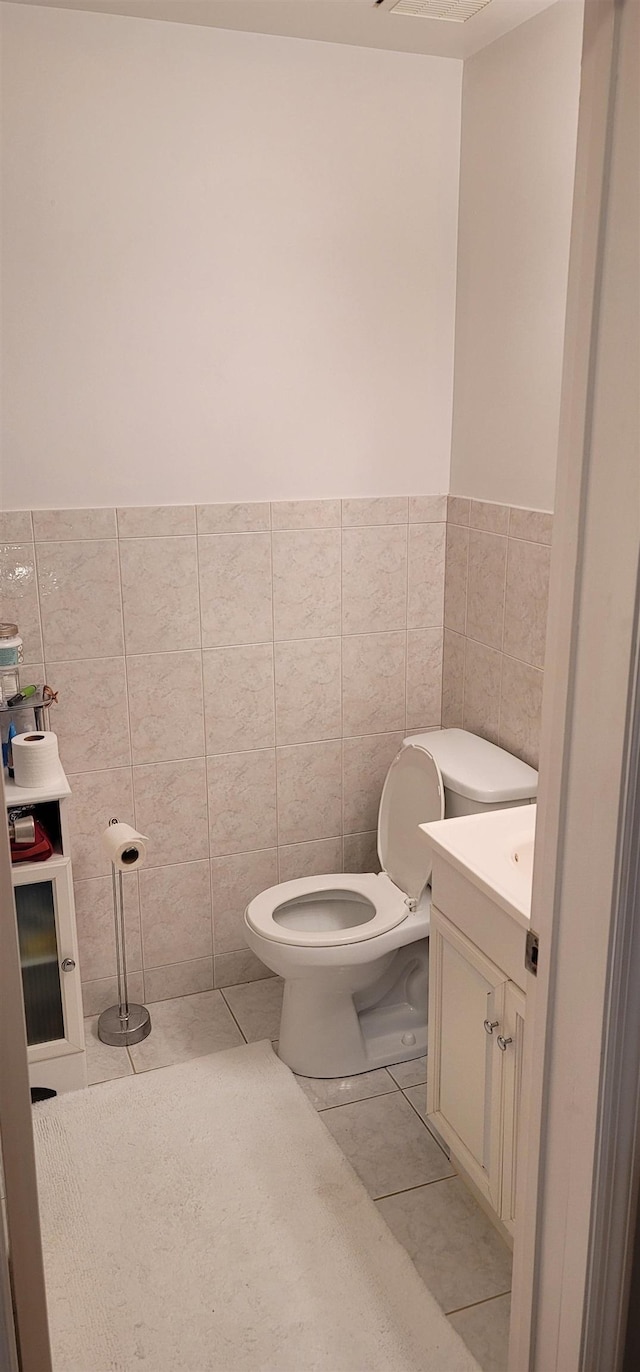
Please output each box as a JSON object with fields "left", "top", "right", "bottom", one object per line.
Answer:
{"left": 277, "top": 939, "right": 428, "bottom": 1079}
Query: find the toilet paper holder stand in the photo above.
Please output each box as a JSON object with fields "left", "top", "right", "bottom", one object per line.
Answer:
{"left": 97, "top": 818, "right": 152, "bottom": 1048}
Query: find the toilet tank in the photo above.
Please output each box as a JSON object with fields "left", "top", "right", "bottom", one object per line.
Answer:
{"left": 403, "top": 728, "right": 538, "bottom": 818}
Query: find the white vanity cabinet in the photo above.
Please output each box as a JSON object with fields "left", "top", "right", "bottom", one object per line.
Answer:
{"left": 426, "top": 858, "right": 530, "bottom": 1240}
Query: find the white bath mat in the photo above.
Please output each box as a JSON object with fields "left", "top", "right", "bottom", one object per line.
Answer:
{"left": 34, "top": 1040, "right": 479, "bottom": 1372}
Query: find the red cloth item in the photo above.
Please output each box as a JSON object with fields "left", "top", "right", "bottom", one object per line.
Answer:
{"left": 11, "top": 818, "right": 53, "bottom": 863}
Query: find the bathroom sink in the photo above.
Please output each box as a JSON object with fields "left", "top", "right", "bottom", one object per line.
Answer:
{"left": 420, "top": 804, "right": 537, "bottom": 925}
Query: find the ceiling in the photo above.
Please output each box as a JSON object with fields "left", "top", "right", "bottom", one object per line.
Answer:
{"left": 9, "top": 0, "right": 561, "bottom": 59}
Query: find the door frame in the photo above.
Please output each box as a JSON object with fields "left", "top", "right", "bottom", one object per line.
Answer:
{"left": 510, "top": 0, "right": 640, "bottom": 1366}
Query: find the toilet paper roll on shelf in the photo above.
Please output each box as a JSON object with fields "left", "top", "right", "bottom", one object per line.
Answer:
{"left": 12, "top": 730, "right": 60, "bottom": 789}
{"left": 100, "top": 821, "right": 148, "bottom": 871}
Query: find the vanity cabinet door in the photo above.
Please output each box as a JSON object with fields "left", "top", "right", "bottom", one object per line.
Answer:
{"left": 427, "top": 908, "right": 506, "bottom": 1211}
{"left": 499, "top": 980, "right": 526, "bottom": 1236}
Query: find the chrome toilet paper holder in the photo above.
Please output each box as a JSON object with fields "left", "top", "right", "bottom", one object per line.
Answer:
{"left": 97, "top": 818, "right": 152, "bottom": 1048}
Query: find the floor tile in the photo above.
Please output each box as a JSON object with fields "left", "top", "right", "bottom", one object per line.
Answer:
{"left": 321, "top": 1092, "right": 454, "bottom": 1200}
{"left": 404, "top": 1083, "right": 428, "bottom": 1121}
{"left": 127, "top": 991, "right": 243, "bottom": 1072}
{"left": 221, "top": 977, "right": 284, "bottom": 1041}
{"left": 377, "top": 1176, "right": 512, "bottom": 1314}
{"left": 387, "top": 1055, "right": 428, "bottom": 1089}
{"left": 294, "top": 1067, "right": 397, "bottom": 1110}
{"left": 84, "top": 1016, "right": 134, "bottom": 1085}
{"left": 449, "top": 1293, "right": 511, "bottom": 1372}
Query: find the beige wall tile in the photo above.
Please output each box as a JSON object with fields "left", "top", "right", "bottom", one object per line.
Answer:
{"left": 210, "top": 848, "right": 278, "bottom": 953}
{"left": 442, "top": 630, "right": 465, "bottom": 728}
{"left": 409, "top": 495, "right": 447, "bottom": 523}
{"left": 120, "top": 536, "right": 200, "bottom": 653}
{"left": 144, "top": 959, "right": 213, "bottom": 1003}
{"left": 116, "top": 506, "right": 195, "bottom": 537}
{"left": 342, "top": 496, "right": 408, "bottom": 526}
{"left": 133, "top": 757, "right": 209, "bottom": 867}
{"left": 276, "top": 740, "right": 342, "bottom": 846}
{"left": 74, "top": 872, "right": 141, "bottom": 982}
{"left": 197, "top": 502, "right": 271, "bottom": 534}
{"left": 0, "top": 543, "right": 43, "bottom": 662}
{"left": 139, "top": 860, "right": 212, "bottom": 967}
{"left": 503, "top": 538, "right": 551, "bottom": 669}
{"left": 466, "top": 530, "right": 507, "bottom": 651}
{"left": 272, "top": 528, "right": 341, "bottom": 640}
{"left": 207, "top": 748, "right": 277, "bottom": 856}
{"left": 198, "top": 532, "right": 272, "bottom": 648}
{"left": 46, "top": 657, "right": 130, "bottom": 773}
{"left": 443, "top": 525, "right": 468, "bottom": 635}
{"left": 469, "top": 500, "right": 510, "bottom": 535}
{"left": 127, "top": 649, "right": 205, "bottom": 764}
{"left": 406, "top": 629, "right": 443, "bottom": 731}
{"left": 274, "top": 637, "right": 341, "bottom": 745}
{"left": 199, "top": 499, "right": 271, "bottom": 529}
{"left": 447, "top": 496, "right": 470, "bottom": 526}
{"left": 33, "top": 508, "right": 117, "bottom": 541}
{"left": 0, "top": 511, "right": 32, "bottom": 542}
{"left": 343, "top": 831, "right": 380, "bottom": 874}
{"left": 37, "top": 540, "right": 123, "bottom": 661}
{"left": 271, "top": 499, "right": 341, "bottom": 530}
{"left": 278, "top": 837, "right": 343, "bottom": 882}
{"left": 67, "top": 767, "right": 134, "bottom": 880}
{"left": 499, "top": 656, "right": 544, "bottom": 768}
{"left": 407, "top": 524, "right": 446, "bottom": 628}
{"left": 214, "top": 950, "right": 274, "bottom": 988}
{"left": 509, "top": 507, "right": 553, "bottom": 544}
{"left": 463, "top": 639, "right": 502, "bottom": 744}
{"left": 203, "top": 643, "right": 275, "bottom": 754}
{"left": 343, "top": 731, "right": 405, "bottom": 835}
{"left": 342, "top": 526, "right": 407, "bottom": 634}
{"left": 342, "top": 632, "right": 406, "bottom": 736}
{"left": 81, "top": 970, "right": 144, "bottom": 1017}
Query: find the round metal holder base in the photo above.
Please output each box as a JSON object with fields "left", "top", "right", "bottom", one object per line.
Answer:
{"left": 97, "top": 1003, "right": 151, "bottom": 1047}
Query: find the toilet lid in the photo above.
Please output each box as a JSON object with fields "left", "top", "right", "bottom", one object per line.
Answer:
{"left": 377, "top": 743, "right": 444, "bottom": 901}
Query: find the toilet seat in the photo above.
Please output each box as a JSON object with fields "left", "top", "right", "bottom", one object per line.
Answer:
{"left": 245, "top": 872, "right": 408, "bottom": 948}
{"left": 246, "top": 742, "right": 444, "bottom": 950}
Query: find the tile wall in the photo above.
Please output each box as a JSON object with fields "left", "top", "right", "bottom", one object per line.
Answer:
{"left": 442, "top": 498, "right": 553, "bottom": 768}
{"left": 0, "top": 497, "right": 447, "bottom": 1011}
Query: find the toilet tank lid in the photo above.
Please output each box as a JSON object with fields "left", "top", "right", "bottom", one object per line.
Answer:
{"left": 403, "top": 729, "right": 538, "bottom": 804}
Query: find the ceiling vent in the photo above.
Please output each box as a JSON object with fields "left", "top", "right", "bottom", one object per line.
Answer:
{"left": 390, "top": 0, "right": 493, "bottom": 21}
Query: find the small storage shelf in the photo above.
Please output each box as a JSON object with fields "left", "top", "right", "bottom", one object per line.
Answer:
{"left": 5, "top": 765, "right": 86, "bottom": 1092}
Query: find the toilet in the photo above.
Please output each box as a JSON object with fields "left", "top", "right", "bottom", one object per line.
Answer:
{"left": 244, "top": 728, "right": 538, "bottom": 1078}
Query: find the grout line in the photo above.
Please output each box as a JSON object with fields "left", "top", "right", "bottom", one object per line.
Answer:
{"left": 218, "top": 988, "right": 249, "bottom": 1043}
{"left": 193, "top": 528, "right": 216, "bottom": 966}
{"left": 269, "top": 525, "right": 282, "bottom": 880}
{"left": 445, "top": 1290, "right": 512, "bottom": 1318}
{"left": 316, "top": 1087, "right": 400, "bottom": 1113}
{"left": 373, "top": 1174, "right": 456, "bottom": 1203}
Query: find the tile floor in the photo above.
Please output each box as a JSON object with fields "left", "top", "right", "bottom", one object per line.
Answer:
{"left": 84, "top": 976, "right": 511, "bottom": 1371}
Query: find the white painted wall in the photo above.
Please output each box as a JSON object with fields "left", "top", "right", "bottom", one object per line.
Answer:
{"left": 450, "top": 0, "right": 583, "bottom": 512}
{"left": 0, "top": 3, "right": 462, "bottom": 509}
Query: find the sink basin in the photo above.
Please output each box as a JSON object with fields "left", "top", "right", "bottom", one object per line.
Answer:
{"left": 420, "top": 804, "right": 537, "bottom": 925}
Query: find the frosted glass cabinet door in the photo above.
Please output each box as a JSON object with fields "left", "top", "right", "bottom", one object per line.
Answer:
{"left": 427, "top": 908, "right": 506, "bottom": 1211}
{"left": 12, "top": 859, "right": 83, "bottom": 1059}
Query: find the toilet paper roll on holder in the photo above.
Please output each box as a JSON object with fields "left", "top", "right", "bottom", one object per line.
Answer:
{"left": 97, "top": 818, "right": 152, "bottom": 1048}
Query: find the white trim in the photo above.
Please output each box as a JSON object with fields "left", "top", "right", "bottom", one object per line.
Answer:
{"left": 510, "top": 0, "right": 640, "bottom": 1364}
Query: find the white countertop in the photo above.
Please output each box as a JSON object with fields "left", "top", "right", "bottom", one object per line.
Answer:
{"left": 421, "top": 803, "right": 536, "bottom": 927}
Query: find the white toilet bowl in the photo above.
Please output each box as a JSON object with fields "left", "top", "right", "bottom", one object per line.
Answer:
{"left": 245, "top": 872, "right": 431, "bottom": 1077}
{"left": 244, "top": 729, "right": 538, "bottom": 1079}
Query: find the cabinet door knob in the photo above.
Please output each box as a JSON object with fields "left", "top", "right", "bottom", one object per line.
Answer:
{"left": 497, "top": 1035, "right": 513, "bottom": 1052}
{"left": 484, "top": 1019, "right": 500, "bottom": 1035}
{"left": 61, "top": 958, "right": 76, "bottom": 972}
